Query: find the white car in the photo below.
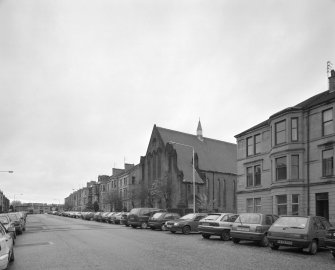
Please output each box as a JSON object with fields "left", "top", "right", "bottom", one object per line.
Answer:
{"left": 0, "top": 222, "right": 14, "bottom": 270}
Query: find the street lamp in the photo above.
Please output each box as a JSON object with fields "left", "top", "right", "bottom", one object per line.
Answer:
{"left": 168, "top": 141, "right": 196, "bottom": 213}
{"left": 13, "top": 193, "right": 23, "bottom": 212}
{"left": 0, "top": 171, "right": 13, "bottom": 173}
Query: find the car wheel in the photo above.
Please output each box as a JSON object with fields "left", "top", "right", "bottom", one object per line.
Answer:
{"left": 125, "top": 224, "right": 130, "bottom": 227}
{"left": 259, "top": 235, "right": 269, "bottom": 247}
{"left": 182, "top": 226, "right": 191, "bottom": 235}
{"left": 131, "top": 225, "right": 137, "bottom": 228}
{"left": 220, "top": 230, "right": 230, "bottom": 241}
{"left": 10, "top": 248, "right": 14, "bottom": 262}
{"left": 269, "top": 242, "right": 279, "bottom": 250}
{"left": 308, "top": 240, "right": 318, "bottom": 255}
{"left": 170, "top": 230, "right": 176, "bottom": 234}
{"left": 161, "top": 224, "right": 167, "bottom": 231}
{"left": 23, "top": 227, "right": 26, "bottom": 231}
{"left": 331, "top": 250, "right": 335, "bottom": 258}
{"left": 202, "top": 234, "right": 210, "bottom": 239}
{"left": 150, "top": 227, "right": 155, "bottom": 230}
{"left": 140, "top": 222, "right": 148, "bottom": 229}
{"left": 232, "top": 238, "right": 240, "bottom": 244}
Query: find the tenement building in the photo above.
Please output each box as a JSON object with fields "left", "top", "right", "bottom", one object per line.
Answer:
{"left": 235, "top": 70, "right": 335, "bottom": 223}
{"left": 140, "top": 121, "right": 237, "bottom": 213}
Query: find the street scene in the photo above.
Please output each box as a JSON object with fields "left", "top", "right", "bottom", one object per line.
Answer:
{"left": 1, "top": 0, "right": 335, "bottom": 269}
{"left": 9, "top": 214, "right": 335, "bottom": 270}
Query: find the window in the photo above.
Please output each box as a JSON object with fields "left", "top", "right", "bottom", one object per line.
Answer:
{"left": 291, "top": 118, "right": 298, "bottom": 141}
{"left": 246, "top": 167, "right": 253, "bottom": 187}
{"left": 132, "top": 176, "right": 135, "bottom": 185}
{"left": 247, "top": 134, "right": 261, "bottom": 156}
{"left": 246, "top": 198, "right": 261, "bottom": 213}
{"left": 322, "top": 109, "right": 333, "bottom": 136}
{"left": 292, "top": 194, "right": 299, "bottom": 215}
{"left": 322, "top": 149, "right": 334, "bottom": 177}
{"left": 277, "top": 195, "right": 287, "bottom": 215}
{"left": 246, "top": 165, "right": 261, "bottom": 187}
{"left": 291, "top": 155, "right": 299, "bottom": 179}
{"left": 254, "top": 165, "right": 261, "bottom": 186}
{"left": 276, "top": 156, "right": 287, "bottom": 181}
{"left": 275, "top": 120, "right": 286, "bottom": 145}
{"left": 255, "top": 134, "right": 261, "bottom": 154}
{"left": 247, "top": 137, "right": 253, "bottom": 156}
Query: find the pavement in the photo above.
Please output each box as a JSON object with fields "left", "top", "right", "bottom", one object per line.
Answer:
{"left": 8, "top": 214, "right": 335, "bottom": 270}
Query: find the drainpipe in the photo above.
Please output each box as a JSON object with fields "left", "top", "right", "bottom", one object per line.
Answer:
{"left": 307, "top": 110, "right": 310, "bottom": 215}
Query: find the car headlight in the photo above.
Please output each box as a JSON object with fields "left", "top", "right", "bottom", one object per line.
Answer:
{"left": 174, "top": 223, "right": 179, "bottom": 226}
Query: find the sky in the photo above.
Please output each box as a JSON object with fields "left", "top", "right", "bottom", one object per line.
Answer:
{"left": 0, "top": 0, "right": 335, "bottom": 204}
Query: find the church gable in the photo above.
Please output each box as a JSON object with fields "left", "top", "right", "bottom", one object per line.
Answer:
{"left": 145, "top": 125, "right": 165, "bottom": 155}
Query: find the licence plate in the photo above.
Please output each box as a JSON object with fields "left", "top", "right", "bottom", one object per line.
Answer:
{"left": 201, "top": 223, "right": 209, "bottom": 226}
{"left": 277, "top": 240, "right": 292, "bottom": 245}
{"left": 166, "top": 225, "right": 172, "bottom": 228}
{"left": 236, "top": 227, "right": 249, "bottom": 232}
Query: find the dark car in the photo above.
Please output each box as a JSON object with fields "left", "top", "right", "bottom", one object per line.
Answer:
{"left": 0, "top": 215, "right": 16, "bottom": 242}
{"left": 198, "top": 213, "right": 239, "bottom": 241}
{"left": 325, "top": 226, "right": 335, "bottom": 258}
{"left": 120, "top": 212, "right": 130, "bottom": 226}
{"left": 128, "top": 208, "right": 162, "bottom": 229}
{"left": 268, "top": 215, "right": 332, "bottom": 255}
{"left": 230, "top": 213, "right": 278, "bottom": 247}
{"left": 165, "top": 213, "right": 208, "bottom": 234}
{"left": 7, "top": 213, "right": 24, "bottom": 235}
{"left": 148, "top": 212, "right": 181, "bottom": 231}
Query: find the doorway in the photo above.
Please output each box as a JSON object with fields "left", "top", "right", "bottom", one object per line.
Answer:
{"left": 315, "top": 192, "right": 329, "bottom": 220}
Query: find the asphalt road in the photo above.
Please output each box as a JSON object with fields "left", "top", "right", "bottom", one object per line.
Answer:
{"left": 8, "top": 214, "right": 335, "bottom": 270}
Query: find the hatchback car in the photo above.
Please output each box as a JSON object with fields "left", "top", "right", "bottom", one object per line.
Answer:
{"left": 128, "top": 208, "right": 163, "bottom": 229}
{"left": 325, "top": 226, "right": 335, "bottom": 258}
{"left": 198, "top": 213, "right": 239, "bottom": 241}
{"left": 165, "top": 213, "right": 208, "bottom": 234}
{"left": 268, "top": 215, "right": 332, "bottom": 255}
{"left": 7, "top": 213, "right": 23, "bottom": 235}
{"left": 0, "top": 215, "right": 16, "bottom": 243}
{"left": 230, "top": 213, "right": 278, "bottom": 247}
{"left": 148, "top": 212, "right": 181, "bottom": 231}
{"left": 0, "top": 222, "right": 14, "bottom": 270}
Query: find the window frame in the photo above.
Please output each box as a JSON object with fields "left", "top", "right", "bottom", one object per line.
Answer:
{"left": 275, "top": 156, "right": 287, "bottom": 181}
{"left": 275, "top": 120, "right": 286, "bottom": 145}
{"left": 246, "top": 165, "right": 261, "bottom": 187}
{"left": 322, "top": 108, "right": 333, "bottom": 136}
{"left": 291, "top": 118, "right": 298, "bottom": 141}
{"left": 291, "top": 155, "right": 299, "bottom": 179}
{"left": 276, "top": 195, "right": 287, "bottom": 215}
{"left": 246, "top": 197, "right": 262, "bottom": 213}
{"left": 247, "top": 136, "right": 254, "bottom": 156}
{"left": 322, "top": 149, "right": 334, "bottom": 177}
{"left": 291, "top": 194, "right": 299, "bottom": 215}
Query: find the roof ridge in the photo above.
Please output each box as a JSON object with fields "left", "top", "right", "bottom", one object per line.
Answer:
{"left": 156, "top": 126, "right": 236, "bottom": 145}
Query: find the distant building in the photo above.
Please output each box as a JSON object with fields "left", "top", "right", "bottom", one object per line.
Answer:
{"left": 140, "top": 121, "right": 237, "bottom": 213}
{"left": 235, "top": 69, "right": 335, "bottom": 224}
{"left": 0, "top": 191, "right": 9, "bottom": 213}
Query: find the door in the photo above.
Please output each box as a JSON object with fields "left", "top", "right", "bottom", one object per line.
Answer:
{"left": 315, "top": 193, "right": 329, "bottom": 220}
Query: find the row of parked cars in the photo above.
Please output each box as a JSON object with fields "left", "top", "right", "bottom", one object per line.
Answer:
{"left": 0, "top": 211, "right": 27, "bottom": 270}
{"left": 54, "top": 208, "right": 335, "bottom": 260}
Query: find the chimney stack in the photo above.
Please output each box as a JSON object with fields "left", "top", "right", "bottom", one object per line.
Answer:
{"left": 329, "top": 70, "right": 335, "bottom": 92}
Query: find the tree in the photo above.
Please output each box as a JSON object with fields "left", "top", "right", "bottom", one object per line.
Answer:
{"left": 93, "top": 201, "right": 99, "bottom": 212}
{"left": 103, "top": 190, "right": 122, "bottom": 211}
{"left": 197, "top": 193, "right": 216, "bottom": 212}
{"left": 64, "top": 200, "right": 73, "bottom": 211}
{"left": 149, "top": 173, "right": 172, "bottom": 209}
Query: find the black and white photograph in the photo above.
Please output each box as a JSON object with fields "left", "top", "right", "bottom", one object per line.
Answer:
{"left": 0, "top": 0, "right": 335, "bottom": 269}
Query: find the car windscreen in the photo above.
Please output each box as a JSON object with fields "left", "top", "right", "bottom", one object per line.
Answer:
{"left": 203, "top": 214, "right": 221, "bottom": 221}
{"left": 272, "top": 217, "right": 308, "bottom": 229}
{"left": 180, "top": 213, "right": 196, "bottom": 220}
{"left": 8, "top": 214, "right": 19, "bottom": 221}
{"left": 237, "top": 214, "right": 261, "bottom": 224}
{"left": 129, "top": 208, "right": 141, "bottom": 215}
{"left": 151, "top": 213, "right": 164, "bottom": 219}
{"left": 0, "top": 216, "right": 9, "bottom": 224}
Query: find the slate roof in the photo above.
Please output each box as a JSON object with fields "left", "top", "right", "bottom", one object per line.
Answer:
{"left": 235, "top": 89, "right": 335, "bottom": 138}
{"left": 156, "top": 126, "right": 237, "bottom": 184}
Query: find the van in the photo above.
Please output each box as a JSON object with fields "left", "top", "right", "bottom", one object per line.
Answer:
{"left": 128, "top": 208, "right": 163, "bottom": 229}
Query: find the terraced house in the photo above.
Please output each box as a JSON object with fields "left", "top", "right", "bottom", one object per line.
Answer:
{"left": 235, "top": 69, "right": 335, "bottom": 224}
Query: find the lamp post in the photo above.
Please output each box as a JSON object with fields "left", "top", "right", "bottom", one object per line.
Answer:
{"left": 13, "top": 193, "right": 23, "bottom": 212}
{"left": 0, "top": 171, "right": 13, "bottom": 173}
{"left": 168, "top": 141, "right": 196, "bottom": 213}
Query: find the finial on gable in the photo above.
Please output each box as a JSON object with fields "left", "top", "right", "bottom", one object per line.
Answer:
{"left": 197, "top": 118, "right": 203, "bottom": 141}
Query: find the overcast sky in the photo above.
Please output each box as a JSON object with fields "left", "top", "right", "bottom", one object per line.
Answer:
{"left": 0, "top": 0, "right": 334, "bottom": 204}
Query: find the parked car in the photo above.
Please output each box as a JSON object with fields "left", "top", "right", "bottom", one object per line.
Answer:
{"left": 0, "top": 215, "right": 16, "bottom": 242}
{"left": 325, "top": 226, "right": 335, "bottom": 258}
{"left": 128, "top": 208, "right": 163, "bottom": 229}
{"left": 106, "top": 212, "right": 116, "bottom": 223}
{"left": 120, "top": 212, "right": 130, "bottom": 226}
{"left": 93, "top": 212, "right": 103, "bottom": 222}
{"left": 148, "top": 212, "right": 181, "bottom": 231}
{"left": 198, "top": 213, "right": 239, "bottom": 240}
{"left": 114, "top": 212, "right": 124, "bottom": 224}
{"left": 165, "top": 213, "right": 208, "bottom": 234}
{"left": 82, "top": 212, "right": 94, "bottom": 221}
{"left": 101, "top": 212, "right": 111, "bottom": 223}
{"left": 268, "top": 215, "right": 332, "bottom": 255}
{"left": 230, "top": 213, "right": 278, "bottom": 247}
{"left": 7, "top": 213, "right": 24, "bottom": 235}
{"left": 0, "top": 221, "right": 14, "bottom": 270}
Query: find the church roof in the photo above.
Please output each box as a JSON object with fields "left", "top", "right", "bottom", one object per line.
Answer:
{"left": 156, "top": 126, "right": 237, "bottom": 183}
